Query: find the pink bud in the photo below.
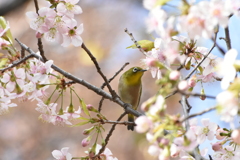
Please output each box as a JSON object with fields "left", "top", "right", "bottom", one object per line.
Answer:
{"left": 231, "top": 129, "right": 240, "bottom": 144}
{"left": 87, "top": 104, "right": 93, "bottom": 110}
{"left": 188, "top": 76, "right": 197, "bottom": 87}
{"left": 169, "top": 70, "right": 180, "bottom": 80}
{"left": 178, "top": 80, "right": 188, "bottom": 91}
{"left": 35, "top": 32, "right": 42, "bottom": 38}
{"left": 212, "top": 142, "right": 222, "bottom": 151}
{"left": 81, "top": 137, "right": 90, "bottom": 147}
{"left": 160, "top": 138, "right": 169, "bottom": 146}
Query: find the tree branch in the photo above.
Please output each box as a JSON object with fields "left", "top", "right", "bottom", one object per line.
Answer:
{"left": 124, "top": 28, "right": 147, "bottom": 56}
{"left": 98, "top": 62, "right": 129, "bottom": 112}
{"left": 33, "top": 0, "right": 47, "bottom": 62}
{"left": 15, "top": 39, "right": 142, "bottom": 118}
{"left": 81, "top": 43, "right": 117, "bottom": 99}
{"left": 0, "top": 54, "right": 35, "bottom": 73}
{"left": 95, "top": 112, "right": 127, "bottom": 159}
{"left": 180, "top": 106, "right": 216, "bottom": 123}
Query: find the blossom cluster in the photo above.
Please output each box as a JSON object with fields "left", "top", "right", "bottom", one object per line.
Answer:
{"left": 52, "top": 144, "right": 118, "bottom": 160}
{"left": 26, "top": 0, "right": 83, "bottom": 47}
{"left": 136, "top": 96, "right": 240, "bottom": 160}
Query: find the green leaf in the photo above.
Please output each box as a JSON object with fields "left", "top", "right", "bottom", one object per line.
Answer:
{"left": 79, "top": 98, "right": 90, "bottom": 117}
{"left": 0, "top": 16, "right": 13, "bottom": 44}
{"left": 0, "top": 58, "right": 8, "bottom": 69}
{"left": 71, "top": 121, "right": 89, "bottom": 127}
{"left": 78, "top": 117, "right": 90, "bottom": 121}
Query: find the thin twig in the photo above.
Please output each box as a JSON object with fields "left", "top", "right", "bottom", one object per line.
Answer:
{"left": 124, "top": 28, "right": 147, "bottom": 56}
{"left": 184, "top": 31, "right": 218, "bottom": 80}
{"left": 81, "top": 43, "right": 117, "bottom": 99}
{"left": 100, "top": 120, "right": 134, "bottom": 126}
{"left": 165, "top": 90, "right": 178, "bottom": 99}
{"left": 211, "top": 38, "right": 225, "bottom": 55}
{"left": 98, "top": 62, "right": 129, "bottom": 112}
{"left": 95, "top": 112, "right": 127, "bottom": 159}
{"left": 15, "top": 39, "right": 142, "bottom": 118}
{"left": 33, "top": 0, "right": 47, "bottom": 62}
{"left": 179, "top": 91, "right": 216, "bottom": 99}
{"left": 0, "top": 54, "right": 34, "bottom": 73}
{"left": 180, "top": 106, "right": 216, "bottom": 123}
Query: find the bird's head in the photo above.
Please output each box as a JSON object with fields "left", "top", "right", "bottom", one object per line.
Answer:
{"left": 122, "top": 67, "right": 147, "bottom": 85}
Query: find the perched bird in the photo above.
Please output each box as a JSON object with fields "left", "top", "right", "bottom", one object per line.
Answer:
{"left": 126, "top": 40, "right": 154, "bottom": 52}
{"left": 118, "top": 67, "right": 147, "bottom": 131}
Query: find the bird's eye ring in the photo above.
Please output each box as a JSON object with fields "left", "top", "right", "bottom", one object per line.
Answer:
{"left": 133, "top": 67, "right": 138, "bottom": 73}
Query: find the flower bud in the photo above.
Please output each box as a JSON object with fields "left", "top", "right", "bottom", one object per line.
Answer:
{"left": 212, "top": 142, "right": 222, "bottom": 151}
{"left": 83, "top": 126, "right": 95, "bottom": 135}
{"left": 81, "top": 136, "right": 91, "bottom": 147}
{"left": 35, "top": 32, "right": 43, "bottom": 38}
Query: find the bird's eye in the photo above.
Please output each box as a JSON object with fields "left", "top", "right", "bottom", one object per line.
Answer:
{"left": 133, "top": 67, "right": 138, "bottom": 73}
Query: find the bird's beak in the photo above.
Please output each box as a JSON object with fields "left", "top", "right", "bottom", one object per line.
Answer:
{"left": 141, "top": 69, "right": 147, "bottom": 72}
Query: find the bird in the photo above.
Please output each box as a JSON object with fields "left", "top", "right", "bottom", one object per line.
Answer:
{"left": 118, "top": 67, "right": 147, "bottom": 131}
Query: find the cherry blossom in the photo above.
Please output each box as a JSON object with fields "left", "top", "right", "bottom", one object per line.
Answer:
{"left": 216, "top": 91, "right": 238, "bottom": 122}
{"left": 56, "top": 0, "right": 82, "bottom": 18}
{"left": 52, "top": 147, "right": 72, "bottom": 160}
{"left": 194, "top": 118, "right": 218, "bottom": 143}
{"left": 135, "top": 115, "right": 152, "bottom": 133}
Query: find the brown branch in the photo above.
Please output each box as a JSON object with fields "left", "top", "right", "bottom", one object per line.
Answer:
{"left": 81, "top": 43, "right": 117, "bottom": 99}
{"left": 100, "top": 119, "right": 134, "bottom": 126}
{"left": 179, "top": 91, "right": 216, "bottom": 99}
{"left": 124, "top": 28, "right": 146, "bottom": 56}
{"left": 15, "top": 39, "right": 142, "bottom": 118}
{"left": 98, "top": 62, "right": 129, "bottom": 112}
{"left": 211, "top": 38, "right": 225, "bottom": 55}
{"left": 0, "top": 54, "right": 34, "bottom": 73}
{"left": 224, "top": 27, "right": 232, "bottom": 50}
{"left": 180, "top": 106, "right": 216, "bottom": 123}
{"left": 33, "top": 0, "right": 47, "bottom": 62}
{"left": 95, "top": 112, "right": 127, "bottom": 159}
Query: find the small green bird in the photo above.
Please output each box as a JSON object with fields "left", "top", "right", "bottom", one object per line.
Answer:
{"left": 118, "top": 67, "right": 147, "bottom": 131}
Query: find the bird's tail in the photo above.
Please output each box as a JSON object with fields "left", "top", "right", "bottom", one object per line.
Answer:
{"left": 127, "top": 114, "right": 134, "bottom": 131}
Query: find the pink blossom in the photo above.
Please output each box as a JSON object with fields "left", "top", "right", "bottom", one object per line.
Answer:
{"left": 61, "top": 20, "right": 83, "bottom": 47}
{"left": 94, "top": 144, "right": 118, "bottom": 160}
{"left": 194, "top": 118, "right": 218, "bottom": 143}
{"left": 1, "top": 68, "right": 26, "bottom": 92}
{"left": 173, "top": 130, "right": 198, "bottom": 152}
{"left": 57, "top": 0, "right": 82, "bottom": 18}
{"left": 135, "top": 116, "right": 152, "bottom": 133}
{"left": 64, "top": 106, "right": 81, "bottom": 119}
{"left": 231, "top": 129, "right": 240, "bottom": 144}
{"left": 216, "top": 91, "right": 238, "bottom": 122}
{"left": 52, "top": 147, "right": 72, "bottom": 160}
{"left": 216, "top": 49, "right": 238, "bottom": 90}
{"left": 26, "top": 7, "right": 56, "bottom": 33}
{"left": 145, "top": 7, "right": 167, "bottom": 33}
